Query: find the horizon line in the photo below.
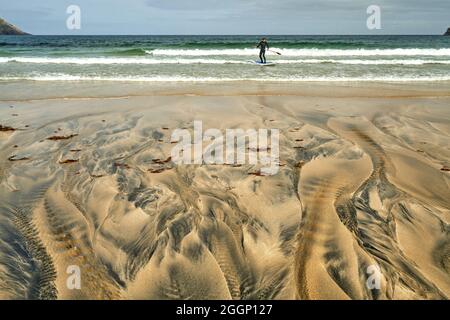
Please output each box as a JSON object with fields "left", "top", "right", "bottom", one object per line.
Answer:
{"left": 3, "top": 34, "right": 447, "bottom": 36}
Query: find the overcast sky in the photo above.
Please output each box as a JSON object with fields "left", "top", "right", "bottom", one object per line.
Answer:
{"left": 1, "top": 0, "right": 449, "bottom": 35}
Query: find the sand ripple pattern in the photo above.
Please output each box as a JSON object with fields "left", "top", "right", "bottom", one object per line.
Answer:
{"left": 0, "top": 90, "right": 449, "bottom": 299}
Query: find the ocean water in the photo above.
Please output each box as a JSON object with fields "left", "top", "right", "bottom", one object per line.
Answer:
{"left": 0, "top": 35, "right": 450, "bottom": 82}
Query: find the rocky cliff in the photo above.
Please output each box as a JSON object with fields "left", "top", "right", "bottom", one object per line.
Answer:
{"left": 444, "top": 28, "right": 450, "bottom": 36}
{"left": 0, "top": 18, "right": 29, "bottom": 35}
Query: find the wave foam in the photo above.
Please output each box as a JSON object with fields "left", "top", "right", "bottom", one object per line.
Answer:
{"left": 2, "top": 74, "right": 450, "bottom": 83}
{"left": 1, "top": 57, "right": 450, "bottom": 66}
{"left": 0, "top": 57, "right": 242, "bottom": 65}
{"left": 147, "top": 48, "right": 450, "bottom": 57}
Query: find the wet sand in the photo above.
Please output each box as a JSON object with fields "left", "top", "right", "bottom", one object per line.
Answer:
{"left": 0, "top": 80, "right": 449, "bottom": 300}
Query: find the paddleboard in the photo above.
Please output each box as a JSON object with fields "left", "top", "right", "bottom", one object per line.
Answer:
{"left": 250, "top": 61, "right": 276, "bottom": 66}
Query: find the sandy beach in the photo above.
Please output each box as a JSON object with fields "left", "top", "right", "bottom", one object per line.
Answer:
{"left": 0, "top": 80, "right": 449, "bottom": 300}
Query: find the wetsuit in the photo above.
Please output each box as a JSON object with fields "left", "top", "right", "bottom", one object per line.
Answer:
{"left": 257, "top": 40, "right": 269, "bottom": 63}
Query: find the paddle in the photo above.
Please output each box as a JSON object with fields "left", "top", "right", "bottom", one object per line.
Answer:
{"left": 269, "top": 50, "right": 282, "bottom": 56}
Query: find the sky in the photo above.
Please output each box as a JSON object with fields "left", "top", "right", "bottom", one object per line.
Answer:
{"left": 1, "top": 0, "right": 449, "bottom": 35}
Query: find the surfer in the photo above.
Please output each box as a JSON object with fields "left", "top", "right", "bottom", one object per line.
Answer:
{"left": 256, "top": 38, "right": 269, "bottom": 64}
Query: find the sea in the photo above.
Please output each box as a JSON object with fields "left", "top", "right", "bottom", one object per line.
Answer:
{"left": 0, "top": 35, "right": 450, "bottom": 82}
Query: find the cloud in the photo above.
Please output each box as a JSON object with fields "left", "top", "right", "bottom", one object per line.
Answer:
{"left": 2, "top": 0, "right": 449, "bottom": 34}
{"left": 144, "top": 0, "right": 241, "bottom": 11}
{"left": 144, "top": 0, "right": 450, "bottom": 14}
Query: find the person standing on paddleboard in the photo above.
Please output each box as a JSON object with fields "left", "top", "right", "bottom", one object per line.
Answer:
{"left": 257, "top": 38, "right": 269, "bottom": 64}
